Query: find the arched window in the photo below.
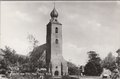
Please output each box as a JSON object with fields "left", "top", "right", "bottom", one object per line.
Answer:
{"left": 55, "top": 27, "right": 58, "bottom": 33}
{"left": 54, "top": 71, "right": 59, "bottom": 76}
{"left": 56, "top": 39, "right": 58, "bottom": 44}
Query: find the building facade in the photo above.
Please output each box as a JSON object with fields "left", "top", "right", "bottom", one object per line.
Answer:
{"left": 46, "top": 7, "right": 68, "bottom": 76}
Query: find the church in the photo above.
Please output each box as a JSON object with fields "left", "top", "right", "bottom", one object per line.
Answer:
{"left": 30, "top": 6, "right": 68, "bottom": 76}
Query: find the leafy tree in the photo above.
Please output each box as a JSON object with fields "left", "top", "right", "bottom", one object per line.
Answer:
{"left": 27, "top": 34, "right": 39, "bottom": 50}
{"left": 3, "top": 46, "right": 17, "bottom": 65}
{"left": 67, "top": 62, "right": 79, "bottom": 75}
{"left": 84, "top": 51, "right": 103, "bottom": 76}
{"left": 0, "top": 46, "right": 16, "bottom": 74}
{"left": 2, "top": 46, "right": 29, "bottom": 67}
{"left": 116, "top": 48, "right": 120, "bottom": 72}
{"left": 101, "top": 52, "right": 116, "bottom": 71}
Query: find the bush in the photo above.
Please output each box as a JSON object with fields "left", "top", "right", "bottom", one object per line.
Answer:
{"left": 70, "top": 77, "right": 79, "bottom": 79}
{"left": 44, "top": 74, "right": 52, "bottom": 79}
{"left": 62, "top": 75, "right": 71, "bottom": 79}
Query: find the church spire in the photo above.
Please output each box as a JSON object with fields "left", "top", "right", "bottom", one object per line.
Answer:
{"left": 50, "top": 2, "right": 58, "bottom": 19}
{"left": 54, "top": 1, "right": 55, "bottom": 9}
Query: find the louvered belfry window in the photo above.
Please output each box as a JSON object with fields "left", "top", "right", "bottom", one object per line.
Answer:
{"left": 55, "top": 27, "right": 58, "bottom": 33}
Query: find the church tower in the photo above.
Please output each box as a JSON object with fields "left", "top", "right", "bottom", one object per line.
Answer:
{"left": 46, "top": 7, "right": 68, "bottom": 77}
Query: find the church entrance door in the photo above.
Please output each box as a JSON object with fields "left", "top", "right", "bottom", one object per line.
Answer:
{"left": 54, "top": 71, "right": 59, "bottom": 76}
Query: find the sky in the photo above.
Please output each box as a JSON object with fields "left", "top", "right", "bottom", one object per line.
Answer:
{"left": 1, "top": 1, "right": 120, "bottom": 65}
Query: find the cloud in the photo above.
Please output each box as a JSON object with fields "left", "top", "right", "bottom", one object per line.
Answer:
{"left": 63, "top": 42, "right": 118, "bottom": 65}
{"left": 1, "top": 1, "right": 120, "bottom": 65}
{"left": 38, "top": 6, "right": 50, "bottom": 15}
{"left": 1, "top": 38, "right": 29, "bottom": 55}
{"left": 63, "top": 43, "right": 88, "bottom": 65}
{"left": 88, "top": 20, "right": 101, "bottom": 27}
{"left": 16, "top": 11, "right": 32, "bottom": 22}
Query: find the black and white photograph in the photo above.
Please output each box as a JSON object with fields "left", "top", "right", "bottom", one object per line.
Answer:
{"left": 0, "top": 1, "right": 120, "bottom": 79}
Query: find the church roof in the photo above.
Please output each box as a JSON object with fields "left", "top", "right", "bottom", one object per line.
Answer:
{"left": 50, "top": 7, "right": 58, "bottom": 18}
{"left": 29, "top": 44, "right": 47, "bottom": 63}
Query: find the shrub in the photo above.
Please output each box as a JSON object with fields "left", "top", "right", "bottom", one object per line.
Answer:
{"left": 62, "top": 75, "right": 71, "bottom": 79}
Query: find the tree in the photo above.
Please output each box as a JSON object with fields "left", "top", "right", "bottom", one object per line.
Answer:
{"left": 27, "top": 34, "right": 39, "bottom": 50}
{"left": 116, "top": 48, "right": 120, "bottom": 72}
{"left": 3, "top": 46, "right": 17, "bottom": 65}
{"left": 67, "top": 62, "right": 78, "bottom": 75}
{"left": 0, "top": 46, "right": 17, "bottom": 74}
{"left": 2, "top": 46, "right": 29, "bottom": 67}
{"left": 84, "top": 51, "right": 103, "bottom": 76}
{"left": 101, "top": 52, "right": 116, "bottom": 71}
